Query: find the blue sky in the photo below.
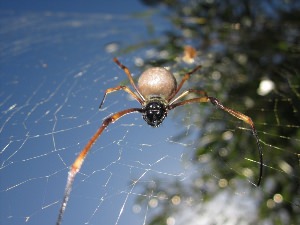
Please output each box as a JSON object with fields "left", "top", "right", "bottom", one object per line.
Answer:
{"left": 0, "top": 3, "right": 183, "bottom": 225}
{"left": 0, "top": 0, "right": 148, "bottom": 14}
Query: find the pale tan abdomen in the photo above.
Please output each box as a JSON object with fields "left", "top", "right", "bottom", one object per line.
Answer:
{"left": 137, "top": 67, "right": 177, "bottom": 99}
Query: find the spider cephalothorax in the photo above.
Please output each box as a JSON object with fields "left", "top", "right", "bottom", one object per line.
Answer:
{"left": 142, "top": 97, "right": 168, "bottom": 127}
{"left": 56, "top": 57, "right": 263, "bottom": 225}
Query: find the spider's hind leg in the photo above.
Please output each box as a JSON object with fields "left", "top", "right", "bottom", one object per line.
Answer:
{"left": 168, "top": 65, "right": 202, "bottom": 101}
{"left": 99, "top": 86, "right": 143, "bottom": 109}
{"left": 113, "top": 58, "right": 145, "bottom": 101}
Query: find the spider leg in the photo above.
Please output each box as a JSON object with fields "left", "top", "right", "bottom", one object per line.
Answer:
{"left": 169, "top": 89, "right": 208, "bottom": 105}
{"left": 56, "top": 107, "right": 143, "bottom": 225}
{"left": 208, "top": 97, "right": 263, "bottom": 186}
{"left": 113, "top": 58, "right": 145, "bottom": 101}
{"left": 168, "top": 65, "right": 202, "bottom": 101}
{"left": 99, "top": 85, "right": 143, "bottom": 109}
{"left": 169, "top": 94, "right": 263, "bottom": 186}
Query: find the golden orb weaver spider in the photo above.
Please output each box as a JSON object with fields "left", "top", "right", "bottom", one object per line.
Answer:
{"left": 56, "top": 58, "right": 263, "bottom": 225}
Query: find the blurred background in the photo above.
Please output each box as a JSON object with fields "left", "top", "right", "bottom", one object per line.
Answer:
{"left": 0, "top": 0, "right": 299, "bottom": 225}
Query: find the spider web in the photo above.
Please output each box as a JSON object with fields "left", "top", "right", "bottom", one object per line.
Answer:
{"left": 0, "top": 10, "right": 299, "bottom": 225}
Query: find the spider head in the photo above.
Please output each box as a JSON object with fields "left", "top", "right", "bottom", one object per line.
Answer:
{"left": 142, "top": 98, "right": 168, "bottom": 127}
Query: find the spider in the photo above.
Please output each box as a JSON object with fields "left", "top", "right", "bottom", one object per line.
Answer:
{"left": 56, "top": 58, "right": 263, "bottom": 225}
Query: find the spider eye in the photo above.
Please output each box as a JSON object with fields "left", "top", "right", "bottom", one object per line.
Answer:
{"left": 143, "top": 101, "right": 167, "bottom": 127}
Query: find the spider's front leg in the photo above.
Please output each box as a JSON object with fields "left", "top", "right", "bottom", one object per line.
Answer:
{"left": 169, "top": 93, "right": 263, "bottom": 186}
{"left": 208, "top": 97, "right": 263, "bottom": 186}
{"left": 209, "top": 97, "right": 255, "bottom": 128}
{"left": 56, "top": 107, "right": 143, "bottom": 225}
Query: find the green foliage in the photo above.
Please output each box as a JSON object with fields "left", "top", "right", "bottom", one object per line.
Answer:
{"left": 124, "top": 0, "right": 300, "bottom": 224}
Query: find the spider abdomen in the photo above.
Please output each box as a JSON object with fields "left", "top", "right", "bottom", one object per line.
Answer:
{"left": 142, "top": 99, "right": 168, "bottom": 127}
{"left": 138, "top": 67, "right": 177, "bottom": 99}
